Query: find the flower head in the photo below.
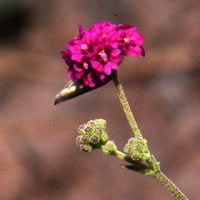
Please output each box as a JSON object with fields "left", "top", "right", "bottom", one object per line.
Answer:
{"left": 61, "top": 21, "right": 145, "bottom": 88}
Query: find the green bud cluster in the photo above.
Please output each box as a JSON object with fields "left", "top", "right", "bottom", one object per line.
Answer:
{"left": 124, "top": 137, "right": 151, "bottom": 161}
{"left": 76, "top": 119, "right": 109, "bottom": 152}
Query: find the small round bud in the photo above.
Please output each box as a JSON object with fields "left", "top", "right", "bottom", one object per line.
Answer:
{"left": 78, "top": 121, "right": 95, "bottom": 137}
{"left": 80, "top": 144, "right": 92, "bottom": 152}
{"left": 75, "top": 135, "right": 84, "bottom": 146}
{"left": 95, "top": 127, "right": 102, "bottom": 134}
{"left": 88, "top": 120, "right": 95, "bottom": 125}
{"left": 82, "top": 135, "right": 89, "bottom": 142}
{"left": 94, "top": 119, "right": 106, "bottom": 130}
{"left": 100, "top": 132, "right": 109, "bottom": 143}
{"left": 87, "top": 120, "right": 96, "bottom": 128}
{"left": 128, "top": 138, "right": 135, "bottom": 144}
{"left": 102, "top": 140, "right": 117, "bottom": 155}
{"left": 85, "top": 127, "right": 92, "bottom": 132}
{"left": 89, "top": 134, "right": 100, "bottom": 144}
{"left": 78, "top": 124, "right": 87, "bottom": 135}
{"left": 76, "top": 135, "right": 89, "bottom": 146}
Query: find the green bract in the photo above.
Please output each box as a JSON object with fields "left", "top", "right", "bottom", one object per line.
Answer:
{"left": 102, "top": 140, "right": 117, "bottom": 155}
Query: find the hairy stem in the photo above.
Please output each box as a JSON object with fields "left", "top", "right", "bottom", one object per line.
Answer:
{"left": 112, "top": 71, "right": 142, "bottom": 138}
{"left": 112, "top": 71, "right": 188, "bottom": 200}
{"left": 154, "top": 171, "right": 188, "bottom": 200}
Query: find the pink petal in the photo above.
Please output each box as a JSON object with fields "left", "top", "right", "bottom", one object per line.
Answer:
{"left": 79, "top": 25, "right": 84, "bottom": 37}
{"left": 89, "top": 82, "right": 95, "bottom": 87}
{"left": 73, "top": 63, "right": 83, "bottom": 72}
{"left": 111, "top": 55, "right": 124, "bottom": 64}
{"left": 127, "top": 46, "right": 142, "bottom": 57}
{"left": 96, "top": 72, "right": 105, "bottom": 80}
{"left": 87, "top": 73, "right": 96, "bottom": 87}
{"left": 71, "top": 53, "right": 83, "bottom": 62}
{"left": 68, "top": 68, "right": 73, "bottom": 78}
{"left": 111, "top": 62, "right": 119, "bottom": 70}
{"left": 68, "top": 41, "right": 82, "bottom": 53}
{"left": 100, "top": 74, "right": 105, "bottom": 80}
{"left": 104, "top": 62, "right": 112, "bottom": 75}
{"left": 110, "top": 49, "right": 121, "bottom": 57}
{"left": 118, "top": 24, "right": 132, "bottom": 30}
{"left": 83, "top": 77, "right": 89, "bottom": 86}
{"left": 74, "top": 71, "right": 84, "bottom": 81}
{"left": 110, "top": 42, "right": 118, "bottom": 48}
{"left": 90, "top": 61, "right": 104, "bottom": 72}
{"left": 82, "top": 31, "right": 91, "bottom": 45}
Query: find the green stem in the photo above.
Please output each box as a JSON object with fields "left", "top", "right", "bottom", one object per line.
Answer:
{"left": 115, "top": 150, "right": 143, "bottom": 166}
{"left": 112, "top": 71, "right": 188, "bottom": 200}
{"left": 112, "top": 71, "right": 142, "bottom": 138}
{"left": 154, "top": 171, "right": 188, "bottom": 200}
{"left": 115, "top": 150, "right": 129, "bottom": 160}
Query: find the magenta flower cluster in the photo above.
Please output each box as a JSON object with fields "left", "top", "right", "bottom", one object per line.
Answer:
{"left": 61, "top": 21, "right": 145, "bottom": 87}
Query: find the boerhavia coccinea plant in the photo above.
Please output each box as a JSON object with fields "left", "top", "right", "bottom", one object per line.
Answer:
{"left": 54, "top": 21, "right": 188, "bottom": 200}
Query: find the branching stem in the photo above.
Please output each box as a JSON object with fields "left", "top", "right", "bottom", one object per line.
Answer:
{"left": 112, "top": 71, "right": 188, "bottom": 200}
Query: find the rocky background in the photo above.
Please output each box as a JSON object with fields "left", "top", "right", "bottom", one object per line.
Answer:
{"left": 0, "top": 0, "right": 200, "bottom": 199}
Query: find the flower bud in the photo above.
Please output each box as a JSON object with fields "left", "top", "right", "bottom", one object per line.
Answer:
{"left": 102, "top": 140, "right": 117, "bottom": 155}
{"left": 75, "top": 135, "right": 83, "bottom": 146}
{"left": 124, "top": 137, "right": 150, "bottom": 161}
{"left": 89, "top": 134, "right": 100, "bottom": 144}
{"left": 94, "top": 119, "right": 106, "bottom": 130}
{"left": 80, "top": 144, "right": 92, "bottom": 152}
{"left": 100, "top": 132, "right": 109, "bottom": 143}
{"left": 78, "top": 124, "right": 87, "bottom": 135}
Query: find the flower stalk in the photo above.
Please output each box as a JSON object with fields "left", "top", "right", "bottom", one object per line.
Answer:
{"left": 154, "top": 171, "right": 188, "bottom": 200}
{"left": 112, "top": 71, "right": 188, "bottom": 200}
{"left": 112, "top": 71, "right": 142, "bottom": 138}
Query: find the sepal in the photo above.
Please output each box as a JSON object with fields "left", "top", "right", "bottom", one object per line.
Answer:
{"left": 54, "top": 78, "right": 111, "bottom": 105}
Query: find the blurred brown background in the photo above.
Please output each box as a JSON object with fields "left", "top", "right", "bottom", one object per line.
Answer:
{"left": 0, "top": 0, "right": 200, "bottom": 199}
